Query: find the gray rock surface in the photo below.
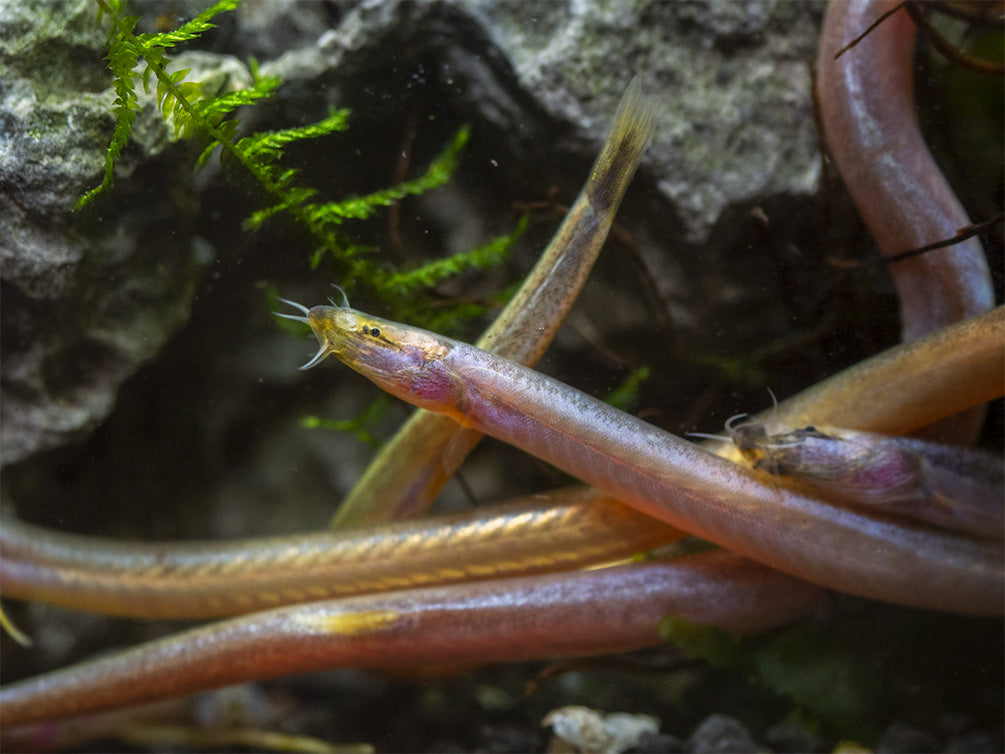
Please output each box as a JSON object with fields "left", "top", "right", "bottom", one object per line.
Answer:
{"left": 1, "top": 0, "right": 200, "bottom": 466}
{"left": 468, "top": 0, "right": 822, "bottom": 238}
{"left": 1, "top": 0, "right": 827, "bottom": 474}
{"left": 687, "top": 713, "right": 760, "bottom": 753}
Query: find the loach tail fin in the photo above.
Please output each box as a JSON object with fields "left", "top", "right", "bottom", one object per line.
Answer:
{"left": 584, "top": 75, "right": 661, "bottom": 214}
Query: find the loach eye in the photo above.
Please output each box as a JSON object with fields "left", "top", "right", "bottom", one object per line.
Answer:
{"left": 368, "top": 327, "right": 380, "bottom": 337}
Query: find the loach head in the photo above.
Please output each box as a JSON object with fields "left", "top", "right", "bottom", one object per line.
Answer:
{"left": 274, "top": 289, "right": 463, "bottom": 410}
{"left": 688, "top": 413, "right": 772, "bottom": 453}
{"left": 688, "top": 389, "right": 794, "bottom": 460}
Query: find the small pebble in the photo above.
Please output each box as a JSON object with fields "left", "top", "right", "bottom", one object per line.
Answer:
{"left": 764, "top": 717, "right": 823, "bottom": 753}
{"left": 686, "top": 714, "right": 759, "bottom": 754}
{"left": 544, "top": 705, "right": 660, "bottom": 754}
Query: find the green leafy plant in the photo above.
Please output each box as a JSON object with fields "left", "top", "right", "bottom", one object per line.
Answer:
{"left": 79, "top": 0, "right": 246, "bottom": 208}
{"left": 81, "top": 0, "right": 524, "bottom": 312}
{"left": 604, "top": 365, "right": 651, "bottom": 413}
{"left": 300, "top": 396, "right": 392, "bottom": 448}
{"left": 658, "top": 615, "right": 879, "bottom": 738}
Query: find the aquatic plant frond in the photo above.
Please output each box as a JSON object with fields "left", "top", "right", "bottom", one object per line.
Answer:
{"left": 77, "top": 0, "right": 239, "bottom": 207}
{"left": 300, "top": 396, "right": 391, "bottom": 448}
{"left": 318, "top": 125, "right": 471, "bottom": 223}
{"left": 604, "top": 365, "right": 651, "bottom": 413}
{"left": 85, "top": 0, "right": 522, "bottom": 332}
{"left": 379, "top": 214, "right": 528, "bottom": 298}
{"left": 144, "top": 0, "right": 237, "bottom": 48}
{"left": 239, "top": 107, "right": 351, "bottom": 165}
{"left": 298, "top": 125, "right": 472, "bottom": 276}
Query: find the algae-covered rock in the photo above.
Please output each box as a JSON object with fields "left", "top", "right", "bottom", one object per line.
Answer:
{"left": 0, "top": 0, "right": 200, "bottom": 465}
{"left": 1, "top": 0, "right": 828, "bottom": 475}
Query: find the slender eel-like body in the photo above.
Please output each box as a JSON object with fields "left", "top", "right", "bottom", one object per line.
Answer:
{"left": 5, "top": 39, "right": 1002, "bottom": 736}
{"left": 817, "top": 0, "right": 993, "bottom": 340}
{"left": 0, "top": 552, "right": 826, "bottom": 729}
{"left": 0, "top": 491, "right": 681, "bottom": 619}
{"left": 4, "top": 309, "right": 1000, "bottom": 619}
{"left": 816, "top": 0, "right": 994, "bottom": 444}
{"left": 709, "top": 420, "right": 1003, "bottom": 539}
{"left": 289, "top": 301, "right": 1003, "bottom": 615}
{"left": 332, "top": 78, "right": 659, "bottom": 528}
{"left": 711, "top": 305, "right": 1004, "bottom": 467}
{"left": 337, "top": 4, "right": 1000, "bottom": 530}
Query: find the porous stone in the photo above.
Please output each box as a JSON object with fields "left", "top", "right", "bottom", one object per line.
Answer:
{"left": 1, "top": 0, "right": 828, "bottom": 480}
{"left": 1, "top": 0, "right": 201, "bottom": 466}
{"left": 686, "top": 713, "right": 760, "bottom": 754}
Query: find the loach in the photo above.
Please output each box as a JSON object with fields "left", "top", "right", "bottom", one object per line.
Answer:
{"left": 329, "top": 77, "right": 660, "bottom": 528}
{"left": 4, "top": 6, "right": 1003, "bottom": 735}
{"left": 694, "top": 416, "right": 1003, "bottom": 540}
{"left": 277, "top": 296, "right": 1004, "bottom": 616}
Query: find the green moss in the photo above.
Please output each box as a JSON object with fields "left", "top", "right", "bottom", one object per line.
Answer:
{"left": 658, "top": 615, "right": 742, "bottom": 668}
{"left": 659, "top": 614, "right": 880, "bottom": 739}
{"left": 604, "top": 365, "right": 652, "bottom": 413}
{"left": 80, "top": 0, "right": 519, "bottom": 312}
{"left": 300, "top": 396, "right": 391, "bottom": 448}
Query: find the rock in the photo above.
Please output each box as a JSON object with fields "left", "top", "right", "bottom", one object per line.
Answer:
{"left": 686, "top": 714, "right": 759, "bottom": 753}
{"left": 1, "top": 0, "right": 829, "bottom": 490}
{"left": 0, "top": 0, "right": 201, "bottom": 466}
{"left": 255, "top": 0, "right": 824, "bottom": 266}
{"left": 543, "top": 705, "right": 661, "bottom": 754}
{"left": 764, "top": 716, "right": 824, "bottom": 753}
{"left": 468, "top": 0, "right": 823, "bottom": 240}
